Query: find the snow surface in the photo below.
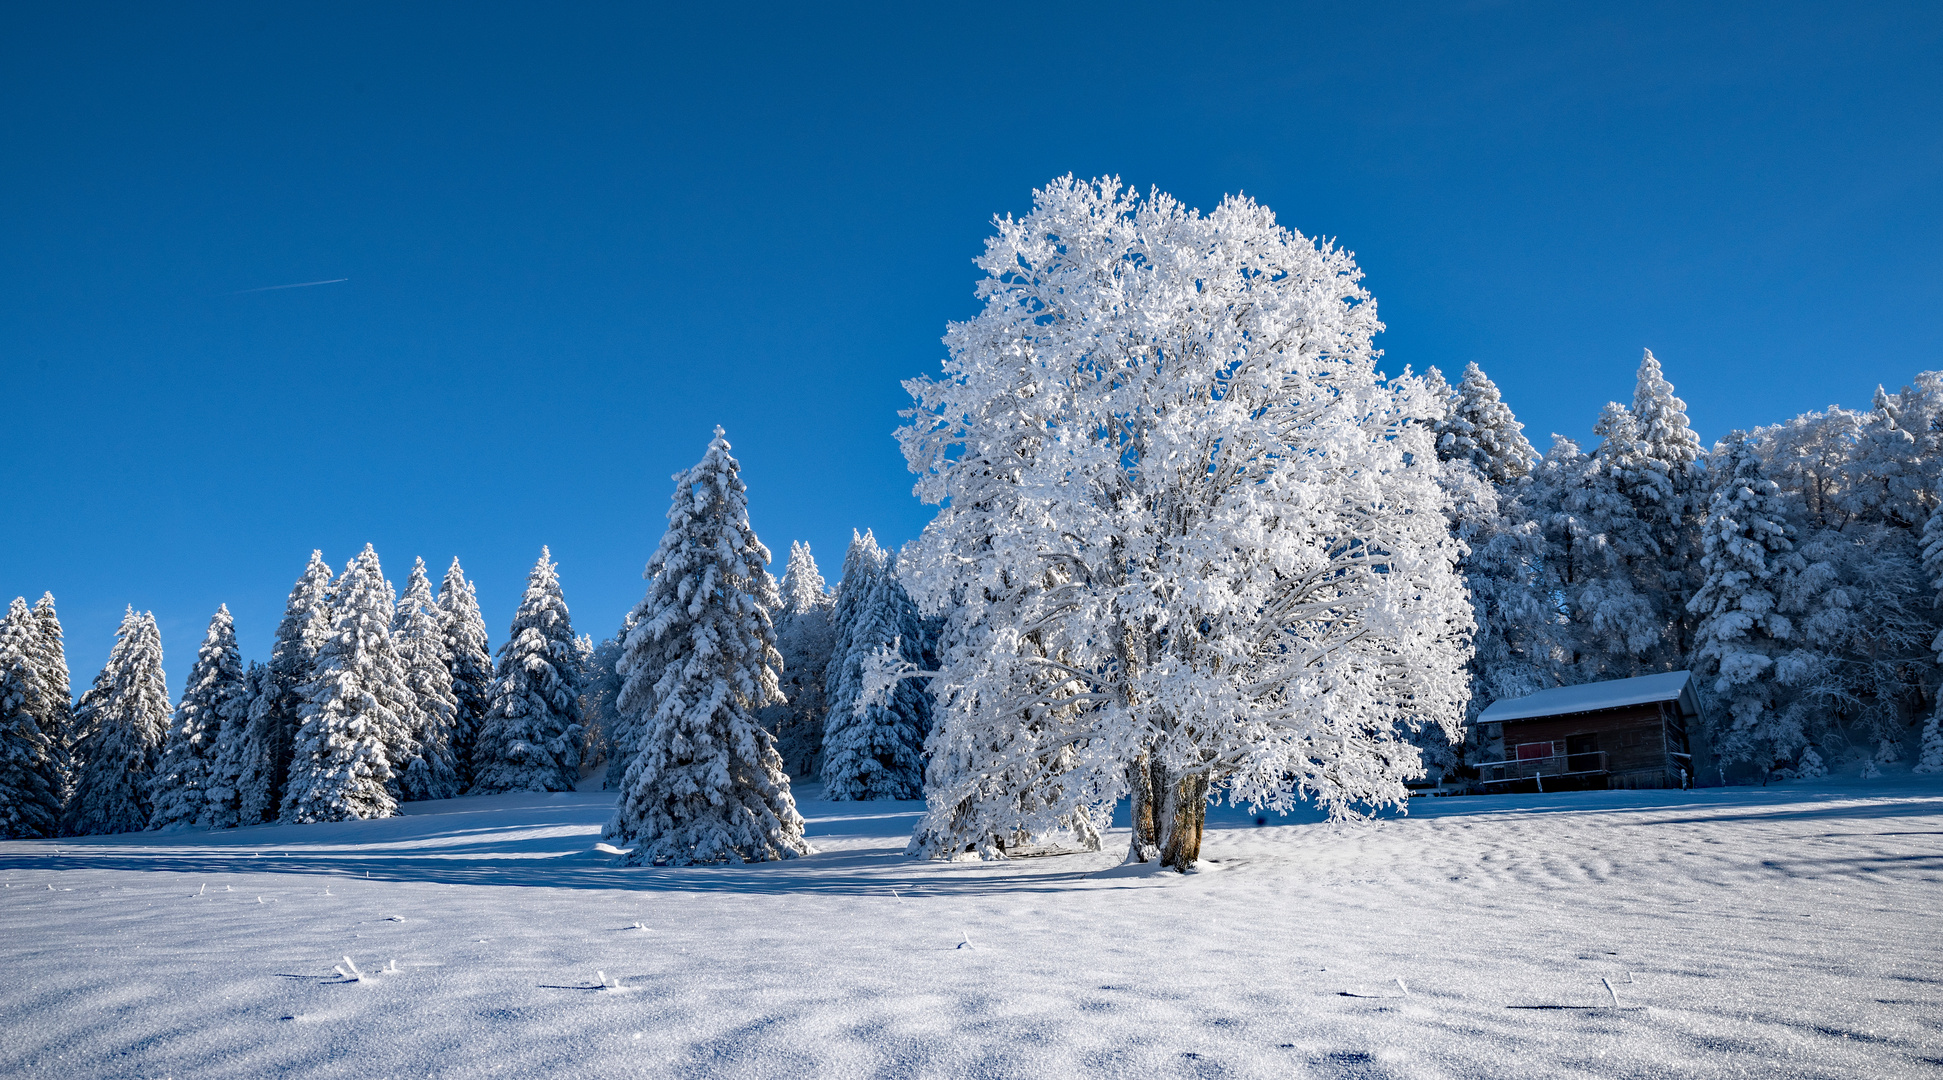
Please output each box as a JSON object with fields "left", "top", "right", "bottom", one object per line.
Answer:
{"left": 3, "top": 776, "right": 1940, "bottom": 1078}
{"left": 1476, "top": 670, "right": 1695, "bottom": 724}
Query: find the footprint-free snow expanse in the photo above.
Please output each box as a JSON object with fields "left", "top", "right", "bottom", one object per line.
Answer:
{"left": 3, "top": 779, "right": 1940, "bottom": 1079}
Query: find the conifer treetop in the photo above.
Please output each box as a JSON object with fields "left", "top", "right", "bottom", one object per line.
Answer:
{"left": 63, "top": 608, "right": 171, "bottom": 836}
{"left": 1632, "top": 349, "right": 1704, "bottom": 476}
{"left": 606, "top": 426, "right": 810, "bottom": 865}
{"left": 468, "top": 547, "right": 583, "bottom": 794}
{"left": 150, "top": 605, "right": 246, "bottom": 830}
{"left": 781, "top": 541, "right": 832, "bottom": 616}
{"left": 281, "top": 544, "right": 405, "bottom": 823}
{"left": 0, "top": 598, "right": 61, "bottom": 838}
{"left": 1440, "top": 362, "right": 1537, "bottom": 485}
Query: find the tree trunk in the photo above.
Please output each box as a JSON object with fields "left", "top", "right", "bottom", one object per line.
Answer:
{"left": 1157, "top": 771, "right": 1208, "bottom": 872}
{"left": 1126, "top": 753, "right": 1159, "bottom": 863}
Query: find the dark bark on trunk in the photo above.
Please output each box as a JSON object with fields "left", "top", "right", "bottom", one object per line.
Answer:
{"left": 1158, "top": 771, "right": 1208, "bottom": 872}
{"left": 1127, "top": 753, "right": 1159, "bottom": 863}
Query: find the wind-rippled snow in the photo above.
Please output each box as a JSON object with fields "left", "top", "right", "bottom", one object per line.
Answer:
{"left": 2, "top": 778, "right": 1939, "bottom": 1078}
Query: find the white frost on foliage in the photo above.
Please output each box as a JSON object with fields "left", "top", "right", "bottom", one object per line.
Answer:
{"left": 604, "top": 428, "right": 812, "bottom": 865}
{"left": 282, "top": 545, "right": 407, "bottom": 823}
{"left": 894, "top": 177, "right": 1473, "bottom": 859}
{"left": 392, "top": 558, "right": 462, "bottom": 801}
{"left": 63, "top": 608, "right": 170, "bottom": 836}
{"left": 470, "top": 549, "right": 583, "bottom": 794}
{"left": 436, "top": 558, "right": 493, "bottom": 789}
{"left": 149, "top": 606, "right": 248, "bottom": 830}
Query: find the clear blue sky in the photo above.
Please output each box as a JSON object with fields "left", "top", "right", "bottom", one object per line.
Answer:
{"left": 5, "top": 2, "right": 1940, "bottom": 683}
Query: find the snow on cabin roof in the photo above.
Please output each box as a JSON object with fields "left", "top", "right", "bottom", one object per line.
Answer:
{"left": 1477, "top": 671, "right": 1695, "bottom": 724}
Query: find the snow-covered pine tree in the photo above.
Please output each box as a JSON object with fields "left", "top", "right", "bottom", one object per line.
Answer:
{"left": 579, "top": 628, "right": 627, "bottom": 786}
{"left": 247, "top": 552, "right": 335, "bottom": 820}
{"left": 202, "top": 654, "right": 264, "bottom": 830}
{"left": 469, "top": 548, "right": 583, "bottom": 793}
{"left": 1753, "top": 392, "right": 1936, "bottom": 768}
{"left": 1914, "top": 481, "right": 1943, "bottom": 775}
{"left": 0, "top": 599, "right": 62, "bottom": 838}
{"left": 281, "top": 545, "right": 408, "bottom": 823}
{"left": 216, "top": 661, "right": 278, "bottom": 825}
{"left": 1421, "top": 362, "right": 1550, "bottom": 772}
{"left": 1687, "top": 434, "right": 1810, "bottom": 769}
{"left": 63, "top": 609, "right": 171, "bottom": 836}
{"left": 437, "top": 558, "right": 493, "bottom": 787}
{"left": 392, "top": 558, "right": 461, "bottom": 801}
{"left": 768, "top": 540, "right": 837, "bottom": 777}
{"left": 821, "top": 550, "right": 930, "bottom": 800}
{"left": 150, "top": 606, "right": 249, "bottom": 830}
{"left": 896, "top": 179, "right": 1472, "bottom": 870}
{"left": 594, "top": 616, "right": 642, "bottom": 790}
{"left": 783, "top": 540, "right": 833, "bottom": 614}
{"left": 1439, "top": 362, "right": 1538, "bottom": 486}
{"left": 1914, "top": 710, "right": 1943, "bottom": 774}
{"left": 605, "top": 428, "right": 812, "bottom": 865}
{"left": 1538, "top": 406, "right": 1670, "bottom": 680}
{"left": 825, "top": 531, "right": 884, "bottom": 707}
{"left": 1630, "top": 350, "right": 1707, "bottom": 659}
{"left": 28, "top": 593, "right": 72, "bottom": 797}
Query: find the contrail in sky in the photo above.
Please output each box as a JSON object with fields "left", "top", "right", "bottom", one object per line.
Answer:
{"left": 230, "top": 277, "right": 348, "bottom": 294}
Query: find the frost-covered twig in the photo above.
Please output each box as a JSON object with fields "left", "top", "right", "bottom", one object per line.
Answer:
{"left": 335, "top": 956, "right": 365, "bottom": 982}
{"left": 1601, "top": 978, "right": 1621, "bottom": 1008}
{"left": 855, "top": 638, "right": 937, "bottom": 716}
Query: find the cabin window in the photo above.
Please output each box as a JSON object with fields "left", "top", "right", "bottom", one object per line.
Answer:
{"left": 1515, "top": 741, "right": 1559, "bottom": 761}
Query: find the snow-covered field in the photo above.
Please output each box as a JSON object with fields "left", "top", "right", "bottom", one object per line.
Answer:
{"left": 3, "top": 778, "right": 1940, "bottom": 1079}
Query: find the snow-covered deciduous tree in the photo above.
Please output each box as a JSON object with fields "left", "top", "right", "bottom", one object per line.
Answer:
{"left": 605, "top": 429, "right": 812, "bottom": 865}
{"left": 281, "top": 545, "right": 408, "bottom": 823}
{"left": 894, "top": 178, "right": 1473, "bottom": 871}
{"left": 821, "top": 550, "right": 930, "bottom": 800}
{"left": 1687, "top": 434, "right": 1810, "bottom": 767}
{"left": 470, "top": 548, "right": 583, "bottom": 794}
{"left": 150, "top": 606, "right": 248, "bottom": 830}
{"left": 392, "top": 558, "right": 461, "bottom": 801}
{"left": 63, "top": 609, "right": 171, "bottom": 836}
{"left": 767, "top": 541, "right": 837, "bottom": 776}
{"left": 0, "top": 599, "right": 63, "bottom": 839}
{"left": 437, "top": 558, "right": 492, "bottom": 787}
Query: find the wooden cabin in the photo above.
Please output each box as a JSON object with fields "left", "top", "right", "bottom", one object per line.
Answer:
{"left": 1473, "top": 671, "right": 1702, "bottom": 792}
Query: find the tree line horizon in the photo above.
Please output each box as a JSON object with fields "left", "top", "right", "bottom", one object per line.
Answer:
{"left": 4, "top": 177, "right": 1941, "bottom": 868}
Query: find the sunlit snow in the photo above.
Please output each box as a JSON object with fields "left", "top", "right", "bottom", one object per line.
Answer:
{"left": 3, "top": 778, "right": 1938, "bottom": 1077}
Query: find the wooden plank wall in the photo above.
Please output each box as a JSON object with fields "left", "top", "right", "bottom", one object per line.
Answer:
{"left": 1499, "top": 703, "right": 1680, "bottom": 788}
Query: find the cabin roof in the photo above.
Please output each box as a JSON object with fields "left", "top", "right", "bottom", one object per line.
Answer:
{"left": 1478, "top": 670, "right": 1695, "bottom": 724}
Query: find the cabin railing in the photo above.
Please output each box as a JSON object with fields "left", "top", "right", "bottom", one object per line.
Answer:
{"left": 1477, "top": 751, "right": 1608, "bottom": 785}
